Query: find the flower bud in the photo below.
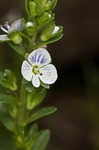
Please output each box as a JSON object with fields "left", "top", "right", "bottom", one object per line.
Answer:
{"left": 25, "top": 21, "right": 37, "bottom": 36}
{"left": 40, "top": 23, "right": 63, "bottom": 41}
{"left": 36, "top": 0, "right": 57, "bottom": 11}
{"left": 51, "top": 0, "right": 57, "bottom": 10}
{"left": 29, "top": 1, "right": 37, "bottom": 17}
{"left": 9, "top": 32, "right": 22, "bottom": 44}
{"left": 38, "top": 12, "right": 54, "bottom": 28}
{"left": 29, "top": 0, "right": 44, "bottom": 16}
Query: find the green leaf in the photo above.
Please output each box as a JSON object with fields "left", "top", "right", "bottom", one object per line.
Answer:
{"left": 0, "top": 69, "right": 17, "bottom": 91}
{"left": 1, "top": 115, "right": 16, "bottom": 133}
{"left": 33, "top": 0, "right": 45, "bottom": 15}
{"left": 0, "top": 93, "right": 18, "bottom": 119}
{"left": 27, "top": 87, "right": 47, "bottom": 110}
{"left": 23, "top": 80, "right": 34, "bottom": 92}
{"left": 51, "top": 0, "right": 57, "bottom": 10}
{"left": 25, "top": 0, "right": 30, "bottom": 15}
{"left": 0, "top": 125, "right": 16, "bottom": 150}
{"left": 29, "top": 1, "right": 37, "bottom": 17}
{"left": 26, "top": 106, "right": 57, "bottom": 124}
{"left": 25, "top": 124, "right": 39, "bottom": 149}
{"left": 8, "top": 42, "right": 24, "bottom": 56}
{"left": 40, "top": 23, "right": 55, "bottom": 41}
{"left": 0, "top": 93, "right": 16, "bottom": 105}
{"left": 34, "top": 0, "right": 57, "bottom": 11}
{"left": 42, "top": 33, "right": 63, "bottom": 45}
{"left": 38, "top": 12, "right": 54, "bottom": 29}
{"left": 27, "top": 124, "right": 39, "bottom": 137}
{"left": 0, "top": 104, "right": 16, "bottom": 133}
{"left": 33, "top": 33, "right": 63, "bottom": 49}
{"left": 31, "top": 130, "right": 50, "bottom": 150}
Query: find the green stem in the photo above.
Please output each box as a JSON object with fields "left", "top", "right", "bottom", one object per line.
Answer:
{"left": 20, "top": 32, "right": 31, "bottom": 41}
{"left": 25, "top": 0, "right": 30, "bottom": 16}
{"left": 30, "top": 42, "right": 47, "bottom": 51}
{"left": 16, "top": 80, "right": 27, "bottom": 149}
{"left": 29, "top": 25, "right": 38, "bottom": 50}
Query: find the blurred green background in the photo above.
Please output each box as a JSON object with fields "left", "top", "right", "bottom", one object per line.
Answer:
{"left": 0, "top": 0, "right": 99, "bottom": 150}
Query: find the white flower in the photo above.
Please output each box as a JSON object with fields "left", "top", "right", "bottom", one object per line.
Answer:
{"left": 0, "top": 19, "right": 22, "bottom": 41}
{"left": 21, "top": 48, "right": 58, "bottom": 88}
{"left": 26, "top": 22, "right": 34, "bottom": 27}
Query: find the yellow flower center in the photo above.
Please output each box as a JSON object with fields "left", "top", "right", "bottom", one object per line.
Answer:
{"left": 32, "top": 65, "right": 39, "bottom": 75}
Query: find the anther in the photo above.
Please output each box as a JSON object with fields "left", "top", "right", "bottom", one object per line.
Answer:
{"left": 40, "top": 73, "right": 43, "bottom": 76}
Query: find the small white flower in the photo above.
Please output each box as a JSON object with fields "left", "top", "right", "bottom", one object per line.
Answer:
{"left": 26, "top": 22, "right": 34, "bottom": 27}
{"left": 0, "top": 19, "right": 22, "bottom": 41}
{"left": 21, "top": 48, "right": 58, "bottom": 88}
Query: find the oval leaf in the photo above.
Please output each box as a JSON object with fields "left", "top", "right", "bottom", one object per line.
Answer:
{"left": 31, "top": 130, "right": 50, "bottom": 150}
{"left": 26, "top": 106, "right": 57, "bottom": 124}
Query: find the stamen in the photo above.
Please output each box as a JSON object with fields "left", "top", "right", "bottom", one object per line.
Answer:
{"left": 32, "top": 65, "right": 39, "bottom": 75}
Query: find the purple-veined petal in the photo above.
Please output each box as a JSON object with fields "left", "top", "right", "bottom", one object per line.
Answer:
{"left": 32, "top": 74, "right": 40, "bottom": 88}
{"left": 21, "top": 61, "right": 32, "bottom": 81}
{"left": 0, "top": 35, "right": 9, "bottom": 41}
{"left": 39, "top": 64, "right": 58, "bottom": 85}
{"left": 28, "top": 50, "right": 37, "bottom": 65}
{"left": 8, "top": 19, "right": 23, "bottom": 33}
{"left": 28, "top": 48, "right": 51, "bottom": 66}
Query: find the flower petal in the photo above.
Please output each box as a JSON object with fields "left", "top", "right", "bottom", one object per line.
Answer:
{"left": 21, "top": 61, "right": 32, "bottom": 81}
{"left": 8, "top": 19, "right": 23, "bottom": 33}
{"left": 39, "top": 64, "right": 58, "bottom": 85}
{"left": 28, "top": 48, "right": 51, "bottom": 66}
{"left": 0, "top": 35, "right": 9, "bottom": 41}
{"left": 32, "top": 74, "right": 40, "bottom": 88}
{"left": 52, "top": 26, "right": 59, "bottom": 34}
